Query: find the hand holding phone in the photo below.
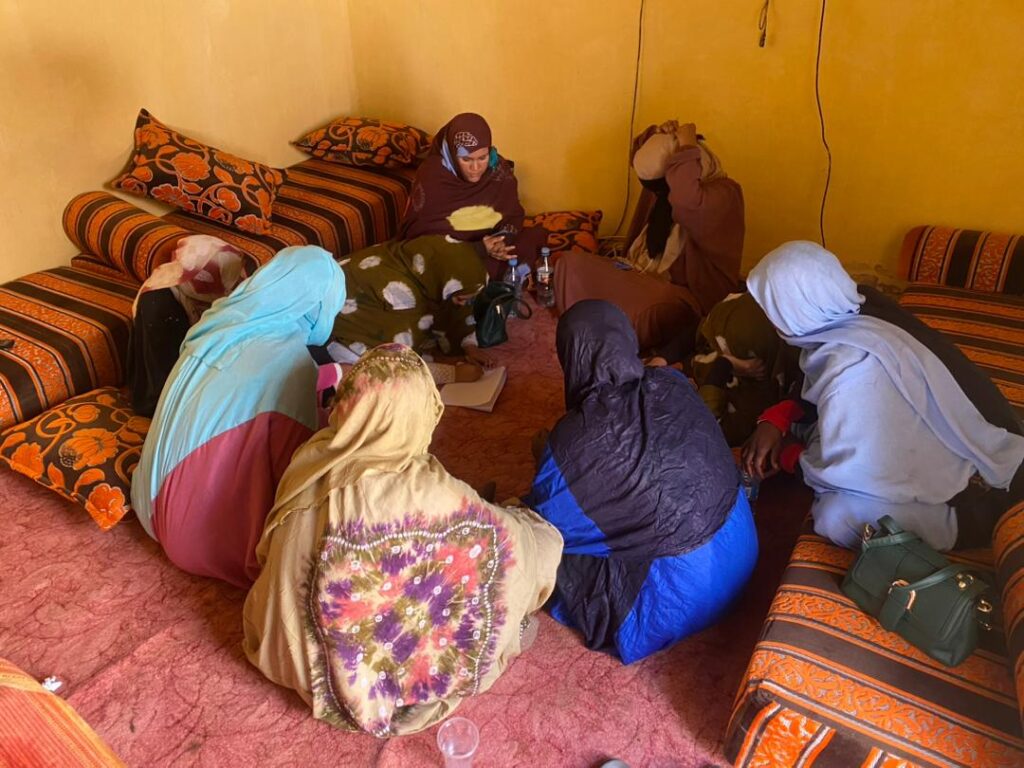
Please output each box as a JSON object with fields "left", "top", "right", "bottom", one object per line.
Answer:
{"left": 483, "top": 233, "right": 516, "bottom": 261}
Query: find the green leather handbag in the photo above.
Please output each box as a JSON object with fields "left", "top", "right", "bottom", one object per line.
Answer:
{"left": 472, "top": 282, "right": 531, "bottom": 348}
{"left": 841, "top": 516, "right": 995, "bottom": 667}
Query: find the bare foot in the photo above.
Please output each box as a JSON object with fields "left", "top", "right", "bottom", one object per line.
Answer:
{"left": 454, "top": 362, "right": 484, "bottom": 383}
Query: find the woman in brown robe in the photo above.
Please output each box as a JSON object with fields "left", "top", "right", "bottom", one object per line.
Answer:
{"left": 401, "top": 112, "right": 547, "bottom": 280}
{"left": 555, "top": 121, "right": 744, "bottom": 352}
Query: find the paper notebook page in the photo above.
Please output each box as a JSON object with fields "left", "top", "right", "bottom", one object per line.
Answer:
{"left": 440, "top": 367, "right": 508, "bottom": 412}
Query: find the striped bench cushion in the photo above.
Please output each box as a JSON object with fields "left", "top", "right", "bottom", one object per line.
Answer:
{"left": 726, "top": 529, "right": 1024, "bottom": 767}
{"left": 63, "top": 191, "right": 191, "bottom": 283}
{"left": 901, "top": 226, "right": 1024, "bottom": 294}
{"left": 994, "top": 502, "right": 1024, "bottom": 731}
{"left": 897, "top": 285, "right": 1024, "bottom": 418}
{"left": 0, "top": 267, "right": 137, "bottom": 430}
{"left": 163, "top": 158, "right": 416, "bottom": 265}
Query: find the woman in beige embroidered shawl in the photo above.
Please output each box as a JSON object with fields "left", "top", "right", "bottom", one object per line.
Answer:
{"left": 242, "top": 343, "right": 562, "bottom": 737}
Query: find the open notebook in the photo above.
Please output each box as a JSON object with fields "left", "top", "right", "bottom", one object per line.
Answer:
{"left": 440, "top": 366, "right": 508, "bottom": 412}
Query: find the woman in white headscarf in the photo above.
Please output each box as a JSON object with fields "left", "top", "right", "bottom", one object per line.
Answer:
{"left": 126, "top": 235, "right": 253, "bottom": 416}
{"left": 741, "top": 241, "right": 1024, "bottom": 550}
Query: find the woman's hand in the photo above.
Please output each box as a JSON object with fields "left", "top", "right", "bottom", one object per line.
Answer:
{"left": 723, "top": 353, "right": 767, "bottom": 380}
{"left": 675, "top": 122, "right": 698, "bottom": 148}
{"left": 463, "top": 346, "right": 497, "bottom": 369}
{"left": 657, "top": 119, "right": 680, "bottom": 134}
{"left": 483, "top": 234, "right": 516, "bottom": 261}
{"left": 742, "top": 421, "right": 784, "bottom": 480}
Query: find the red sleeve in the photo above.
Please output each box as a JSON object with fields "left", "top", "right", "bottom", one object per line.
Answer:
{"left": 779, "top": 441, "right": 805, "bottom": 474}
{"left": 757, "top": 399, "right": 805, "bottom": 436}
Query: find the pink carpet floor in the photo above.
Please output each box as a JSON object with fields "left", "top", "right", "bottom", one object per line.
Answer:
{"left": 0, "top": 298, "right": 811, "bottom": 767}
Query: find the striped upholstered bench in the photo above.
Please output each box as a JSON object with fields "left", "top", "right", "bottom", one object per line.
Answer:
{"left": 0, "top": 156, "right": 417, "bottom": 430}
{"left": 726, "top": 227, "right": 1024, "bottom": 767}
{"left": 0, "top": 191, "right": 180, "bottom": 430}
{"left": 0, "top": 266, "right": 138, "bottom": 430}
{"left": 163, "top": 157, "right": 416, "bottom": 265}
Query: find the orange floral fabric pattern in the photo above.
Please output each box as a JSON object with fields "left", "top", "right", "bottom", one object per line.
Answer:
{"left": 523, "top": 210, "right": 602, "bottom": 259}
{"left": 0, "top": 388, "right": 149, "bottom": 530}
{"left": 293, "top": 117, "right": 431, "bottom": 169}
{"left": 110, "top": 109, "right": 284, "bottom": 235}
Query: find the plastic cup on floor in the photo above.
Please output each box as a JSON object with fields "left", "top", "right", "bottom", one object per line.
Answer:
{"left": 436, "top": 716, "right": 479, "bottom": 767}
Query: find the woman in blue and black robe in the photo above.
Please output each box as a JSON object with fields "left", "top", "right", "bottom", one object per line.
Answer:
{"left": 527, "top": 299, "right": 758, "bottom": 664}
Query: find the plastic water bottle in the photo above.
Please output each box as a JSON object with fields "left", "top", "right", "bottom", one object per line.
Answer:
{"left": 504, "top": 258, "right": 522, "bottom": 317}
{"left": 536, "top": 247, "right": 555, "bottom": 308}
{"left": 741, "top": 470, "right": 760, "bottom": 502}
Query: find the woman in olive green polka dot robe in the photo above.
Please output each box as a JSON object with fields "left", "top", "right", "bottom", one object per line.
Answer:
{"left": 331, "top": 235, "right": 488, "bottom": 362}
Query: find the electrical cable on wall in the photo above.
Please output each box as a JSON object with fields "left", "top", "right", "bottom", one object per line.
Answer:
{"left": 815, "top": 0, "right": 831, "bottom": 247}
{"left": 612, "top": 0, "right": 646, "bottom": 236}
{"left": 758, "top": 0, "right": 770, "bottom": 47}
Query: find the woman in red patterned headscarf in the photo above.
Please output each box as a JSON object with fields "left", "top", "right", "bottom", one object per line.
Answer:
{"left": 401, "top": 113, "right": 546, "bottom": 279}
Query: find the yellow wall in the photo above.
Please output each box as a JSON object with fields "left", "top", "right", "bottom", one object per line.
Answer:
{"left": 347, "top": 1, "right": 640, "bottom": 232}
{"left": 0, "top": 0, "right": 356, "bottom": 283}
{"left": 348, "top": 0, "right": 1024, "bottom": 278}
{"left": 4, "top": 2, "right": 1023, "bottom": 283}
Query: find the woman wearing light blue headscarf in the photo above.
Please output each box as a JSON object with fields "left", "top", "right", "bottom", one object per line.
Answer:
{"left": 741, "top": 241, "right": 1024, "bottom": 551}
{"left": 131, "top": 246, "right": 346, "bottom": 587}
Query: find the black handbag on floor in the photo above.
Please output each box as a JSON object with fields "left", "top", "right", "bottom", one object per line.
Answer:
{"left": 841, "top": 515, "right": 995, "bottom": 667}
{"left": 472, "top": 282, "right": 531, "bottom": 348}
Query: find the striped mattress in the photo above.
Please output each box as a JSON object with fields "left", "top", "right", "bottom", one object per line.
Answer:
{"left": 901, "top": 226, "right": 1024, "bottom": 295}
{"left": 898, "top": 285, "right": 1024, "bottom": 419}
{"left": 1, "top": 160, "right": 415, "bottom": 429}
{"left": 0, "top": 265, "right": 137, "bottom": 430}
{"left": 163, "top": 158, "right": 416, "bottom": 264}
{"left": 727, "top": 526, "right": 1023, "bottom": 767}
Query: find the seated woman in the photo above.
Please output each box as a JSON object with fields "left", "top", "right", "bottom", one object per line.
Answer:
{"left": 741, "top": 241, "right": 1024, "bottom": 550}
{"left": 687, "top": 292, "right": 800, "bottom": 446}
{"left": 555, "top": 121, "right": 744, "bottom": 352}
{"left": 131, "top": 246, "right": 346, "bottom": 588}
{"left": 126, "top": 235, "right": 252, "bottom": 417}
{"left": 243, "top": 344, "right": 562, "bottom": 736}
{"left": 401, "top": 112, "right": 547, "bottom": 280}
{"left": 526, "top": 300, "right": 758, "bottom": 664}
{"left": 330, "top": 235, "right": 487, "bottom": 378}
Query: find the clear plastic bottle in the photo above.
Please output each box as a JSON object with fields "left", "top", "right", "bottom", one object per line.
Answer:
{"left": 535, "top": 247, "right": 555, "bottom": 308}
{"left": 504, "top": 257, "right": 522, "bottom": 317}
{"left": 741, "top": 470, "right": 760, "bottom": 502}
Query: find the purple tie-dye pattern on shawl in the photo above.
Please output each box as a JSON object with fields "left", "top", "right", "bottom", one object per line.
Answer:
{"left": 306, "top": 501, "right": 513, "bottom": 736}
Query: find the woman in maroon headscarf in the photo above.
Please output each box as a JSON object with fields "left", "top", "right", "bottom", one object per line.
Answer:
{"left": 401, "top": 112, "right": 547, "bottom": 279}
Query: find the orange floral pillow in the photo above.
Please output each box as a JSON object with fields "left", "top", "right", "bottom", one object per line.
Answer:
{"left": 524, "top": 210, "right": 602, "bottom": 259}
{"left": 110, "top": 109, "right": 284, "bottom": 235}
{"left": 294, "top": 116, "right": 431, "bottom": 168}
{"left": 0, "top": 388, "right": 149, "bottom": 530}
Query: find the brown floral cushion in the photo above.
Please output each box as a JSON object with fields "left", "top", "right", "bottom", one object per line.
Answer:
{"left": 293, "top": 117, "right": 431, "bottom": 168}
{"left": 0, "top": 388, "right": 149, "bottom": 530}
{"left": 110, "top": 109, "right": 284, "bottom": 235}
{"left": 524, "top": 210, "right": 602, "bottom": 259}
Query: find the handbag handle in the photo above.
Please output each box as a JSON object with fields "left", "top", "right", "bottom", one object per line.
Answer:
{"left": 862, "top": 530, "right": 921, "bottom": 550}
{"left": 879, "top": 565, "right": 990, "bottom": 630}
